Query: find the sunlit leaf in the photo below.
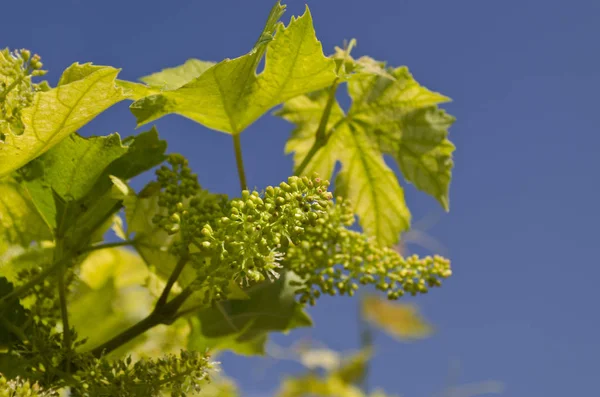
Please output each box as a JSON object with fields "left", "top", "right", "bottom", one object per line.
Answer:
{"left": 361, "top": 294, "right": 433, "bottom": 341}
{"left": 21, "top": 129, "right": 165, "bottom": 250}
{"left": 0, "top": 180, "right": 51, "bottom": 255}
{"left": 0, "top": 63, "right": 127, "bottom": 177}
{"left": 280, "top": 63, "right": 454, "bottom": 246}
{"left": 348, "top": 66, "right": 454, "bottom": 210}
{"left": 277, "top": 374, "right": 364, "bottom": 397}
{"left": 140, "top": 59, "right": 216, "bottom": 90}
{"left": 130, "top": 2, "right": 337, "bottom": 135}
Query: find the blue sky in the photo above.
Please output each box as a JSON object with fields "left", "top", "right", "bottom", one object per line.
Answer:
{"left": 2, "top": 0, "right": 599, "bottom": 396}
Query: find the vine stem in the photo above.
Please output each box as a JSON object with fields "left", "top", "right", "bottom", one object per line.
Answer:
{"left": 232, "top": 134, "right": 248, "bottom": 191}
{"left": 55, "top": 241, "right": 72, "bottom": 374}
{"left": 294, "top": 79, "right": 340, "bottom": 177}
{"left": 294, "top": 39, "right": 354, "bottom": 177}
{"left": 155, "top": 255, "right": 189, "bottom": 308}
{"left": 357, "top": 295, "right": 373, "bottom": 393}
{"left": 90, "top": 286, "right": 194, "bottom": 358}
{"left": 79, "top": 239, "right": 135, "bottom": 254}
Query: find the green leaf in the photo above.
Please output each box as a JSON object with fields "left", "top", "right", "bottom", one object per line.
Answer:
{"left": 140, "top": 59, "right": 216, "bottom": 90}
{"left": 130, "top": 3, "right": 337, "bottom": 135}
{"left": 333, "top": 349, "right": 372, "bottom": 386}
{"left": 116, "top": 80, "right": 162, "bottom": 101}
{"left": 334, "top": 123, "right": 411, "bottom": 247}
{"left": 280, "top": 65, "right": 455, "bottom": 246}
{"left": 361, "top": 294, "right": 433, "bottom": 341}
{"left": 189, "top": 273, "right": 311, "bottom": 355}
{"left": 347, "top": 66, "right": 454, "bottom": 210}
{"left": 0, "top": 180, "right": 52, "bottom": 255}
{"left": 391, "top": 108, "right": 455, "bottom": 210}
{"left": 277, "top": 374, "right": 364, "bottom": 397}
{"left": 0, "top": 63, "right": 127, "bottom": 177}
{"left": 21, "top": 129, "right": 166, "bottom": 250}
{"left": 70, "top": 247, "right": 191, "bottom": 357}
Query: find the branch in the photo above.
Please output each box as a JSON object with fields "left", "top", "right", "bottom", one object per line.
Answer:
{"left": 90, "top": 285, "right": 195, "bottom": 358}
{"left": 79, "top": 239, "right": 136, "bottom": 254}
{"left": 155, "top": 255, "right": 189, "bottom": 308}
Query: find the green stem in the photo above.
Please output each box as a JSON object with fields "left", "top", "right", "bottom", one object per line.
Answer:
{"left": 90, "top": 285, "right": 195, "bottom": 358}
{"left": 79, "top": 240, "right": 135, "bottom": 254}
{"left": 155, "top": 255, "right": 189, "bottom": 308}
{"left": 57, "top": 255, "right": 72, "bottom": 373}
{"left": 232, "top": 134, "right": 248, "bottom": 191}
{"left": 294, "top": 79, "right": 340, "bottom": 176}
{"left": 357, "top": 295, "right": 373, "bottom": 393}
{"left": 0, "top": 317, "right": 28, "bottom": 343}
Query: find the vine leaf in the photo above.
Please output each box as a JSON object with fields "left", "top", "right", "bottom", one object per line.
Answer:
{"left": 139, "top": 59, "right": 216, "bottom": 91}
{"left": 189, "top": 273, "right": 312, "bottom": 355}
{"left": 0, "top": 180, "right": 52, "bottom": 255}
{"left": 361, "top": 294, "right": 433, "bottom": 341}
{"left": 280, "top": 65, "right": 454, "bottom": 247}
{"left": 116, "top": 58, "right": 215, "bottom": 101}
{"left": 21, "top": 129, "right": 166, "bottom": 249}
{"left": 0, "top": 63, "right": 127, "bottom": 177}
{"left": 334, "top": 123, "right": 411, "bottom": 247}
{"left": 129, "top": 2, "right": 337, "bottom": 135}
{"left": 347, "top": 66, "right": 455, "bottom": 210}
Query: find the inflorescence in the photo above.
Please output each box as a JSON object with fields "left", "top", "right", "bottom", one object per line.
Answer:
{"left": 150, "top": 154, "right": 452, "bottom": 306}
{"left": 0, "top": 49, "right": 48, "bottom": 140}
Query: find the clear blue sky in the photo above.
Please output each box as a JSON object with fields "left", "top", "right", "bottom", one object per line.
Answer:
{"left": 2, "top": 0, "right": 599, "bottom": 396}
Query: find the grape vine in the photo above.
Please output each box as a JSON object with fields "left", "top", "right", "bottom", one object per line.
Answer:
{"left": 0, "top": 1, "right": 456, "bottom": 395}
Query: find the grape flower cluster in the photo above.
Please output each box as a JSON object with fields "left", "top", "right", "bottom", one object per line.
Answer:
{"left": 149, "top": 154, "right": 452, "bottom": 306}
{"left": 284, "top": 197, "right": 452, "bottom": 304}
{"left": 0, "top": 49, "right": 48, "bottom": 140}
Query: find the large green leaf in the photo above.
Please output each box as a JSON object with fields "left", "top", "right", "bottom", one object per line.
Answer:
{"left": 280, "top": 65, "right": 455, "bottom": 247}
{"left": 347, "top": 66, "right": 454, "bottom": 210}
{"left": 189, "top": 273, "right": 311, "bottom": 355}
{"left": 0, "top": 63, "right": 127, "bottom": 177}
{"left": 21, "top": 129, "right": 166, "bottom": 249}
{"left": 130, "top": 2, "right": 337, "bottom": 135}
{"left": 0, "top": 180, "right": 51, "bottom": 255}
{"left": 334, "top": 123, "right": 411, "bottom": 247}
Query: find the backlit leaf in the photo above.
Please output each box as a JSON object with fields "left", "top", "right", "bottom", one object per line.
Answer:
{"left": 0, "top": 180, "right": 51, "bottom": 254}
{"left": 281, "top": 63, "right": 455, "bottom": 246}
{"left": 0, "top": 63, "right": 127, "bottom": 177}
{"left": 361, "top": 294, "right": 433, "bottom": 341}
{"left": 21, "top": 129, "right": 165, "bottom": 249}
{"left": 130, "top": 2, "right": 337, "bottom": 135}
